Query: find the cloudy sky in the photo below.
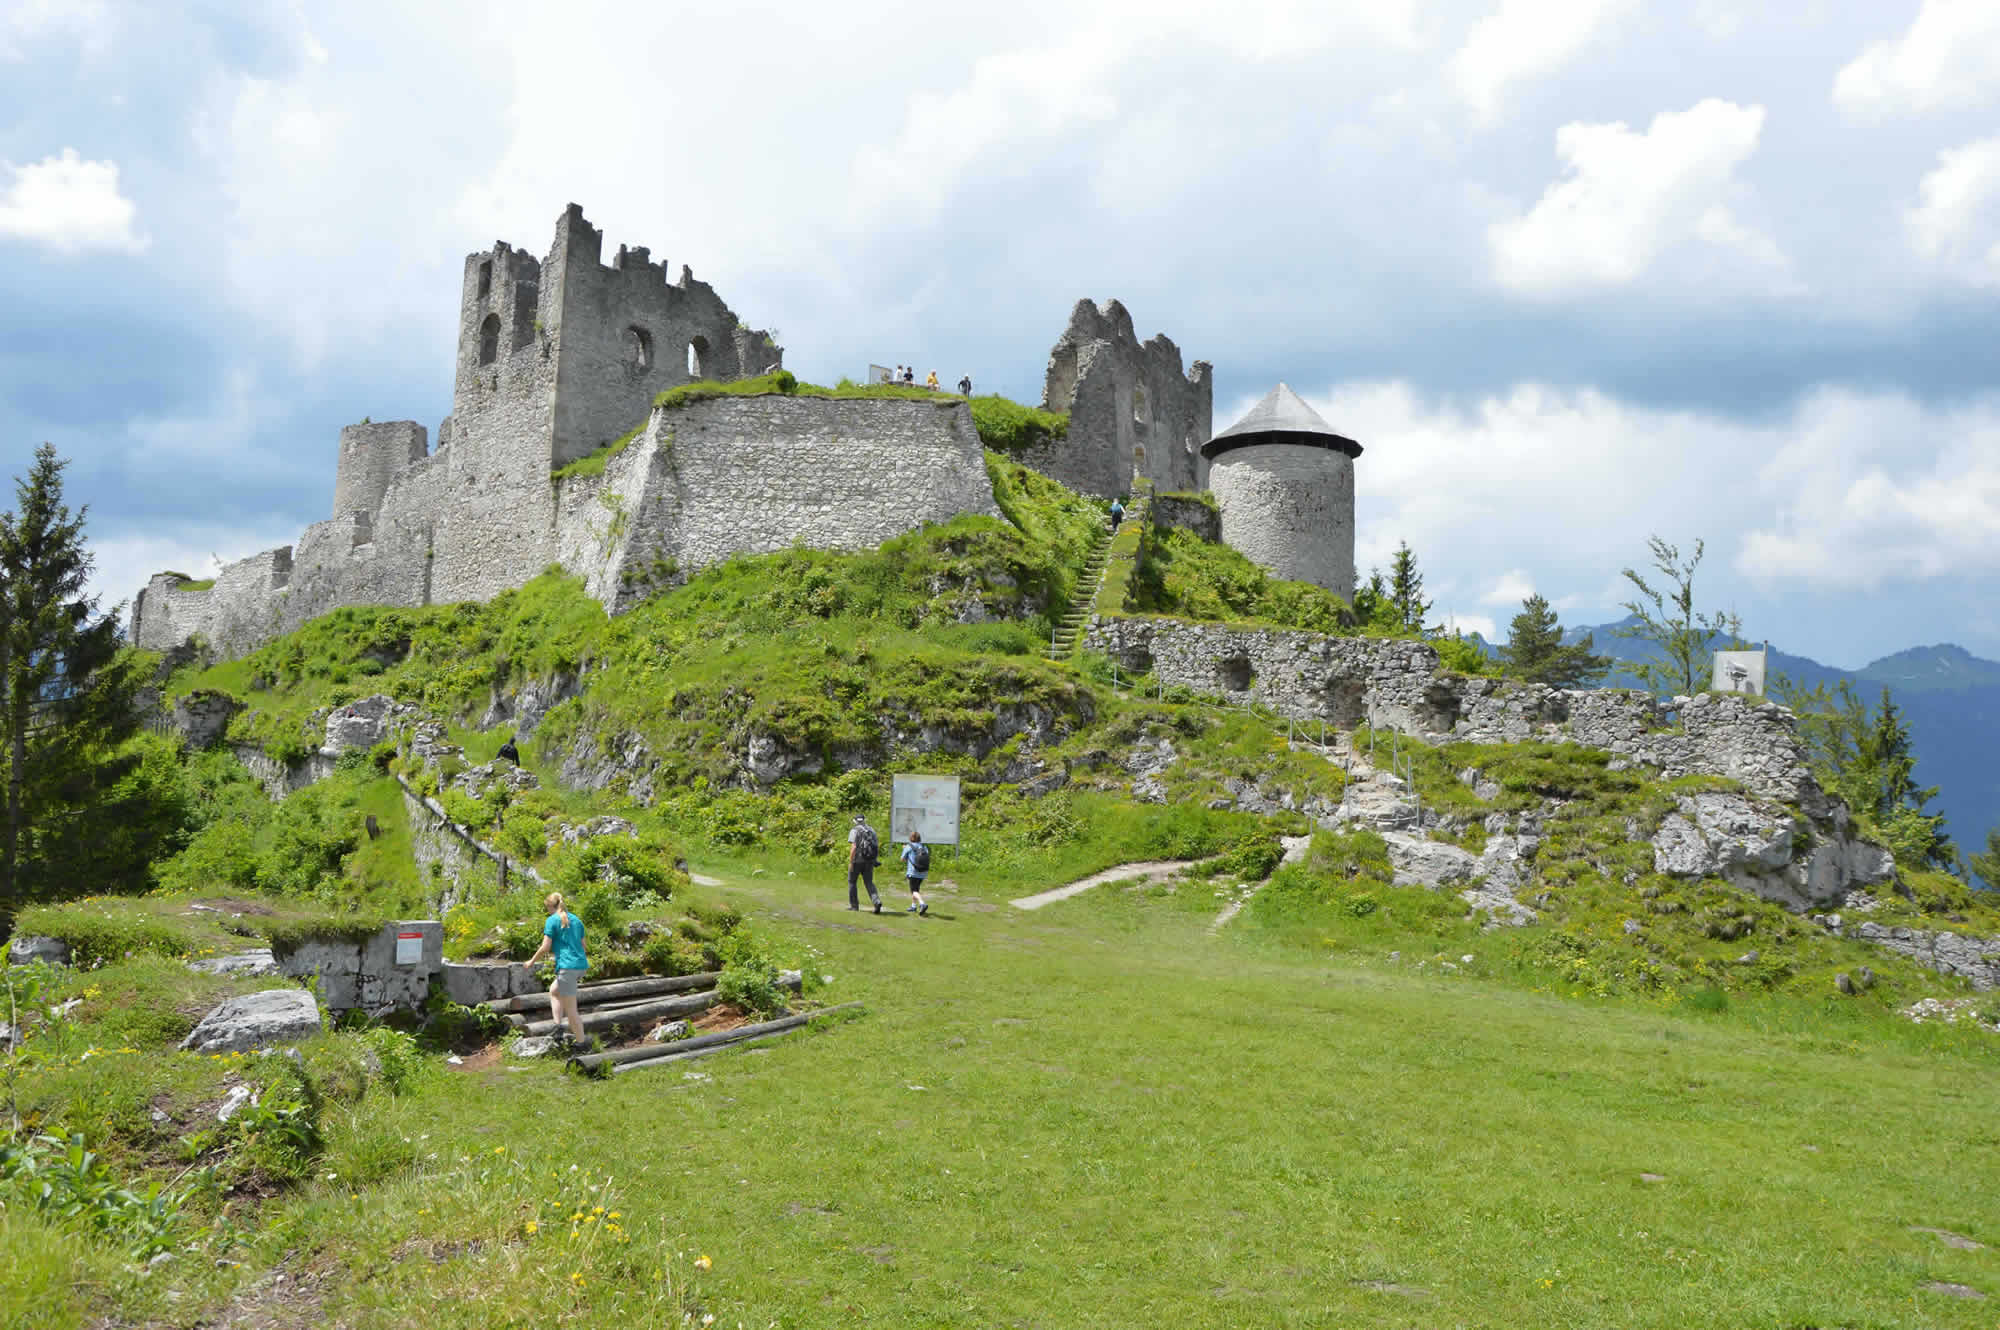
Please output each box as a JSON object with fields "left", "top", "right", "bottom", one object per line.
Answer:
{"left": 4, "top": 0, "right": 1997, "bottom": 666}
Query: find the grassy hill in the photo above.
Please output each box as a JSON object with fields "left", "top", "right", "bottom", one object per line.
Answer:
{"left": 5, "top": 456, "right": 2000, "bottom": 1325}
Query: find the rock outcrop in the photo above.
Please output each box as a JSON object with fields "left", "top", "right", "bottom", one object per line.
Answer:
{"left": 181, "top": 988, "right": 323, "bottom": 1054}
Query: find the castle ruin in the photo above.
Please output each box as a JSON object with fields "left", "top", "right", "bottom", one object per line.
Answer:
{"left": 132, "top": 205, "right": 1361, "bottom": 660}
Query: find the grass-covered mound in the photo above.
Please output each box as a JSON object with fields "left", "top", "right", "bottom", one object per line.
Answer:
{"left": 1129, "top": 523, "right": 1352, "bottom": 632}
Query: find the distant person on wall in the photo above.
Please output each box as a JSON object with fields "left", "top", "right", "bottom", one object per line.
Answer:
{"left": 848, "top": 814, "right": 883, "bottom": 914}
{"left": 903, "top": 366, "right": 915, "bottom": 384}
{"left": 925, "top": 369, "right": 940, "bottom": 391}
{"left": 497, "top": 734, "right": 520, "bottom": 765}
{"left": 958, "top": 375, "right": 971, "bottom": 396}
{"left": 1109, "top": 497, "right": 1124, "bottom": 532}
{"left": 901, "top": 831, "right": 931, "bottom": 916}
{"left": 525, "top": 891, "right": 588, "bottom": 1046}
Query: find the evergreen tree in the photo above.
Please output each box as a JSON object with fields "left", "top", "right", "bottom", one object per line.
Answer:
{"left": 1969, "top": 827, "right": 2000, "bottom": 892}
{"left": 1774, "top": 675, "right": 1954, "bottom": 872}
{"left": 1501, "top": 594, "right": 1611, "bottom": 688}
{"left": 1387, "top": 542, "right": 1431, "bottom": 636}
{"left": 1, "top": 444, "right": 143, "bottom": 933}
{"left": 1616, "top": 535, "right": 1742, "bottom": 697}
{"left": 1349, "top": 568, "right": 1403, "bottom": 635}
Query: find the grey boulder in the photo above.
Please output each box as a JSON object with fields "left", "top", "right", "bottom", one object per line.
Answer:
{"left": 7, "top": 935, "right": 70, "bottom": 967}
{"left": 181, "top": 988, "right": 322, "bottom": 1055}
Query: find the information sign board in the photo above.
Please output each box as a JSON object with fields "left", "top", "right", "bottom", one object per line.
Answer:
{"left": 891, "top": 774, "right": 960, "bottom": 846}
{"left": 395, "top": 930, "right": 424, "bottom": 966}
{"left": 1711, "top": 649, "right": 1768, "bottom": 697}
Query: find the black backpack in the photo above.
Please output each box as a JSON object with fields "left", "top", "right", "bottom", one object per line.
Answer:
{"left": 855, "top": 824, "right": 879, "bottom": 867}
{"left": 911, "top": 843, "right": 931, "bottom": 875}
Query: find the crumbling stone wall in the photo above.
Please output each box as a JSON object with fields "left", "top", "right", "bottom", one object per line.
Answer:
{"left": 553, "top": 393, "right": 1001, "bottom": 611}
{"left": 1150, "top": 493, "right": 1221, "bottom": 543}
{"left": 332, "top": 421, "right": 428, "bottom": 522}
{"left": 1032, "top": 299, "right": 1212, "bottom": 497}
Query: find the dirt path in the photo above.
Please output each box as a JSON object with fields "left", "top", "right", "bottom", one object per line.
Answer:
{"left": 1009, "top": 860, "right": 1192, "bottom": 911}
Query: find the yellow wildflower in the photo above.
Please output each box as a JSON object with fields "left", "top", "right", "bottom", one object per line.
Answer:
{"left": 694, "top": 1254, "right": 712, "bottom": 1271}
{"left": 524, "top": 1221, "right": 538, "bottom": 1235}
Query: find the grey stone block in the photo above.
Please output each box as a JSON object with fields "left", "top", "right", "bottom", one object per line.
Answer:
{"left": 181, "top": 988, "right": 323, "bottom": 1054}
{"left": 6, "top": 935, "right": 69, "bottom": 967}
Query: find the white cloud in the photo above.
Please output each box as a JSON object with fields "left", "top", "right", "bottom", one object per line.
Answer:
{"left": 0, "top": 148, "right": 146, "bottom": 254}
{"left": 1489, "top": 99, "right": 1772, "bottom": 294}
{"left": 1906, "top": 136, "right": 2000, "bottom": 285}
{"left": 1448, "top": 0, "right": 1633, "bottom": 126}
{"left": 0, "top": 0, "right": 110, "bottom": 62}
{"left": 1300, "top": 379, "right": 2000, "bottom": 645}
{"left": 1833, "top": 0, "right": 2000, "bottom": 117}
{"left": 1737, "top": 392, "right": 2000, "bottom": 588}
{"left": 89, "top": 522, "right": 302, "bottom": 622}
{"left": 1479, "top": 569, "right": 1537, "bottom": 606}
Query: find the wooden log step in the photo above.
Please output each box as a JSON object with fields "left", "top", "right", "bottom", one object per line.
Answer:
{"left": 573, "top": 1002, "right": 864, "bottom": 1075}
{"left": 484, "top": 971, "right": 722, "bottom": 1015}
{"left": 520, "top": 990, "right": 718, "bottom": 1039}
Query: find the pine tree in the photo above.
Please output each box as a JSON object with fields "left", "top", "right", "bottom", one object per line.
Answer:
{"left": 1387, "top": 542, "right": 1431, "bottom": 636}
{"left": 1775, "top": 675, "right": 1954, "bottom": 872}
{"left": 1969, "top": 827, "right": 2000, "bottom": 892}
{"left": 1501, "top": 594, "right": 1611, "bottom": 688}
{"left": 1349, "top": 568, "right": 1403, "bottom": 635}
{"left": 1, "top": 444, "right": 142, "bottom": 933}
{"left": 1616, "top": 535, "right": 1742, "bottom": 697}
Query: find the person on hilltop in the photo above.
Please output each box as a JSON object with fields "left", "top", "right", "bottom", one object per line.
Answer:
{"left": 1109, "top": 497, "right": 1125, "bottom": 533}
{"left": 497, "top": 734, "right": 520, "bottom": 765}
{"left": 901, "top": 830, "right": 931, "bottom": 916}
{"left": 925, "top": 369, "right": 940, "bottom": 391}
{"left": 902, "top": 366, "right": 915, "bottom": 384}
{"left": 524, "top": 891, "right": 589, "bottom": 1046}
{"left": 847, "top": 814, "right": 884, "bottom": 914}
{"left": 958, "top": 374, "right": 972, "bottom": 396}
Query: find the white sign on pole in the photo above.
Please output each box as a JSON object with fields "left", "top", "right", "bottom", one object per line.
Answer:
{"left": 394, "top": 930, "right": 424, "bottom": 966}
{"left": 1711, "top": 649, "right": 1768, "bottom": 696}
{"left": 891, "top": 774, "right": 960, "bottom": 846}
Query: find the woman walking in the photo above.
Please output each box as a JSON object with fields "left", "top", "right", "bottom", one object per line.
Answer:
{"left": 525, "top": 891, "right": 589, "bottom": 1045}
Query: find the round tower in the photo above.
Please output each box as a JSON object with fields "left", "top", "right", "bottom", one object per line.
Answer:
{"left": 1199, "top": 383, "right": 1362, "bottom": 600}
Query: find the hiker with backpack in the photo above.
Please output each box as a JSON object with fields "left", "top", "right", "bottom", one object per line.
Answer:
{"left": 901, "top": 831, "right": 931, "bottom": 915}
{"left": 847, "top": 815, "right": 884, "bottom": 913}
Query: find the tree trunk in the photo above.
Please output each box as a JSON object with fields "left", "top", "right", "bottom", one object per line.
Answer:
{"left": 573, "top": 1002, "right": 863, "bottom": 1073}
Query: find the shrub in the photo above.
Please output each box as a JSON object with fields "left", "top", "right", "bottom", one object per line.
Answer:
{"left": 715, "top": 963, "right": 786, "bottom": 1018}
{"left": 11, "top": 904, "right": 196, "bottom": 966}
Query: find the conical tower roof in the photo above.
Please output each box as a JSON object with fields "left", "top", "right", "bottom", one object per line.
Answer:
{"left": 1200, "top": 382, "right": 1362, "bottom": 461}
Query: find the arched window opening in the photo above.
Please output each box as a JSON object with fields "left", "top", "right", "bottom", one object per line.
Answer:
{"left": 628, "top": 325, "right": 653, "bottom": 370}
{"left": 478, "top": 313, "right": 500, "bottom": 367}
{"left": 687, "top": 335, "right": 710, "bottom": 379}
{"left": 477, "top": 260, "right": 493, "bottom": 299}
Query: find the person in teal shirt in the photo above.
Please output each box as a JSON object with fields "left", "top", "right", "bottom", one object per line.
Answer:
{"left": 525, "top": 891, "right": 588, "bottom": 1045}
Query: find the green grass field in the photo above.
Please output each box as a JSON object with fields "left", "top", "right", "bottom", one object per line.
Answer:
{"left": 11, "top": 851, "right": 1995, "bottom": 1329}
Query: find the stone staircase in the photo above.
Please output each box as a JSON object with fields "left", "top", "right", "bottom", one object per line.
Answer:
{"left": 1047, "top": 522, "right": 1117, "bottom": 661}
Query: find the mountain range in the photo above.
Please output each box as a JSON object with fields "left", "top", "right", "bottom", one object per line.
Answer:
{"left": 1552, "top": 619, "right": 1998, "bottom": 863}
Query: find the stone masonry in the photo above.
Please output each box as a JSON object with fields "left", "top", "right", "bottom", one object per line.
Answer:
{"left": 1081, "top": 614, "right": 1897, "bottom": 909}
{"left": 1027, "top": 299, "right": 1213, "bottom": 498}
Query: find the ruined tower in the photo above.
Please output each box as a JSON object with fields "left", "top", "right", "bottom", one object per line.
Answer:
{"left": 1200, "top": 383, "right": 1361, "bottom": 600}
{"left": 1033, "top": 300, "right": 1212, "bottom": 497}
{"left": 447, "top": 203, "right": 784, "bottom": 476}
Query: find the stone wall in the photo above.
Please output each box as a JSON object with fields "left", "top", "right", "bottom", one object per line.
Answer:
{"left": 1035, "top": 299, "right": 1212, "bottom": 497}
{"left": 1150, "top": 492, "right": 1221, "bottom": 543}
{"left": 1205, "top": 442, "right": 1356, "bottom": 599}
{"left": 274, "top": 920, "right": 442, "bottom": 1015}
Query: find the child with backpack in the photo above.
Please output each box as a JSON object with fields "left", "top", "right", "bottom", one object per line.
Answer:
{"left": 847, "top": 815, "right": 883, "bottom": 913}
{"left": 901, "top": 831, "right": 931, "bottom": 916}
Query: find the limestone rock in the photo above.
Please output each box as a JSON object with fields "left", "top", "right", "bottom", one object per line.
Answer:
{"left": 1853, "top": 922, "right": 2000, "bottom": 991}
{"left": 216, "top": 1085, "right": 257, "bottom": 1123}
{"left": 646, "top": 1020, "right": 692, "bottom": 1043}
{"left": 1381, "top": 833, "right": 1477, "bottom": 887}
{"left": 510, "top": 1036, "right": 558, "bottom": 1059}
{"left": 6, "top": 935, "right": 69, "bottom": 967}
{"left": 188, "top": 949, "right": 280, "bottom": 978}
{"left": 556, "top": 816, "right": 637, "bottom": 847}
{"left": 325, "top": 694, "right": 395, "bottom": 754}
{"left": 181, "top": 988, "right": 322, "bottom": 1055}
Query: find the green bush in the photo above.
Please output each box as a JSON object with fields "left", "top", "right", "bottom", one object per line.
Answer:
{"left": 715, "top": 963, "right": 786, "bottom": 1018}
{"left": 11, "top": 905, "right": 195, "bottom": 966}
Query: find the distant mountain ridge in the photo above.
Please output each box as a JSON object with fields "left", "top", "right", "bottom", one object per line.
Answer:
{"left": 1556, "top": 619, "right": 1999, "bottom": 858}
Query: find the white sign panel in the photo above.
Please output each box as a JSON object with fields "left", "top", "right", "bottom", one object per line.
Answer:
{"left": 1711, "top": 649, "right": 1767, "bottom": 696}
{"left": 867, "top": 363, "right": 895, "bottom": 385}
{"left": 395, "top": 930, "right": 424, "bottom": 966}
{"left": 891, "top": 774, "right": 960, "bottom": 846}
